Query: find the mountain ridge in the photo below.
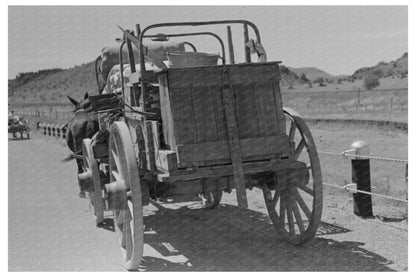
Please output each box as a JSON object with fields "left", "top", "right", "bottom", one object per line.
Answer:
{"left": 8, "top": 53, "right": 408, "bottom": 106}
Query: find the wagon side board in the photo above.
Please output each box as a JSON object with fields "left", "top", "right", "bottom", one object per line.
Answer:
{"left": 157, "top": 62, "right": 288, "bottom": 168}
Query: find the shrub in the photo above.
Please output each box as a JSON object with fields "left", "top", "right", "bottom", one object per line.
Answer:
{"left": 313, "top": 77, "right": 324, "bottom": 84}
{"left": 300, "top": 73, "right": 309, "bottom": 83}
{"left": 363, "top": 74, "right": 380, "bottom": 90}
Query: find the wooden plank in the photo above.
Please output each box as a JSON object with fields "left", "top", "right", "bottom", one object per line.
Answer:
{"left": 213, "top": 86, "right": 227, "bottom": 141}
{"left": 190, "top": 86, "right": 206, "bottom": 143}
{"left": 144, "top": 121, "right": 156, "bottom": 172}
{"left": 204, "top": 86, "right": 218, "bottom": 142}
{"left": 169, "top": 87, "right": 194, "bottom": 145}
{"left": 157, "top": 160, "right": 305, "bottom": 182}
{"left": 235, "top": 85, "right": 258, "bottom": 138}
{"left": 176, "top": 134, "right": 288, "bottom": 167}
{"left": 167, "top": 63, "right": 280, "bottom": 88}
{"left": 155, "top": 149, "right": 178, "bottom": 172}
{"left": 272, "top": 80, "right": 286, "bottom": 134}
{"left": 260, "top": 82, "right": 279, "bottom": 136}
{"left": 158, "top": 74, "right": 176, "bottom": 150}
{"left": 151, "top": 121, "right": 160, "bottom": 150}
{"left": 222, "top": 70, "right": 247, "bottom": 208}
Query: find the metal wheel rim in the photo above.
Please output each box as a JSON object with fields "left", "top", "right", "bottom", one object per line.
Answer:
{"left": 109, "top": 121, "right": 143, "bottom": 270}
{"left": 82, "top": 138, "right": 104, "bottom": 224}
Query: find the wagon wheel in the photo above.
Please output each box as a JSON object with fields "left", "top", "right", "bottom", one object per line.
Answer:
{"left": 200, "top": 190, "right": 223, "bottom": 209}
{"left": 82, "top": 138, "right": 105, "bottom": 225}
{"left": 262, "top": 107, "right": 323, "bottom": 245}
{"left": 108, "top": 121, "right": 143, "bottom": 270}
{"left": 199, "top": 179, "right": 223, "bottom": 209}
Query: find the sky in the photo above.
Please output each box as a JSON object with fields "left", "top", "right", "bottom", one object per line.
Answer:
{"left": 8, "top": 5, "right": 408, "bottom": 79}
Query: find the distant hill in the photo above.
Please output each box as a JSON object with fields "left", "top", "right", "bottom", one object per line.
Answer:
{"left": 9, "top": 62, "right": 97, "bottom": 106}
{"left": 7, "top": 62, "right": 305, "bottom": 106}
{"left": 288, "top": 67, "right": 335, "bottom": 82}
{"left": 8, "top": 52, "right": 408, "bottom": 106}
{"left": 352, "top": 52, "right": 408, "bottom": 79}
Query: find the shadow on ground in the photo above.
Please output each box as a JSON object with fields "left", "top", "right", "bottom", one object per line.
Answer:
{"left": 131, "top": 202, "right": 395, "bottom": 271}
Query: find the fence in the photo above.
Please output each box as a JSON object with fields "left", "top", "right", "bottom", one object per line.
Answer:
{"left": 37, "top": 122, "right": 67, "bottom": 139}
{"left": 13, "top": 108, "right": 73, "bottom": 125}
{"left": 317, "top": 140, "right": 408, "bottom": 217}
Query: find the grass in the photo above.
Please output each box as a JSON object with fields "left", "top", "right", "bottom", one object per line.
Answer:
{"left": 282, "top": 88, "right": 408, "bottom": 123}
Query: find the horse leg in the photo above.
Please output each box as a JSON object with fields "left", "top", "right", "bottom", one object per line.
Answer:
{"left": 76, "top": 159, "right": 87, "bottom": 198}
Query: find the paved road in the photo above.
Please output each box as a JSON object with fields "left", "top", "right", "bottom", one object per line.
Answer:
{"left": 8, "top": 134, "right": 408, "bottom": 271}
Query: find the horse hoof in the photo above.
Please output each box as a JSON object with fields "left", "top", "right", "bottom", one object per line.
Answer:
{"left": 78, "top": 191, "right": 87, "bottom": 199}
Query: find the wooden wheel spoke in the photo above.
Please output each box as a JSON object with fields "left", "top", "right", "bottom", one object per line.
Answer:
{"left": 121, "top": 228, "right": 126, "bottom": 249}
{"left": 291, "top": 198, "right": 305, "bottom": 234}
{"left": 115, "top": 210, "right": 125, "bottom": 226}
{"left": 279, "top": 193, "right": 286, "bottom": 223}
{"left": 288, "top": 121, "right": 296, "bottom": 142}
{"left": 286, "top": 203, "right": 295, "bottom": 235}
{"left": 293, "top": 189, "right": 312, "bottom": 220}
{"left": 271, "top": 189, "right": 280, "bottom": 208}
{"left": 111, "top": 170, "right": 123, "bottom": 184}
{"left": 296, "top": 183, "right": 314, "bottom": 196}
{"left": 294, "top": 138, "right": 306, "bottom": 160}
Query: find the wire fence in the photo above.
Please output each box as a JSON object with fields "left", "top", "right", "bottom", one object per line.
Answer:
{"left": 318, "top": 150, "right": 408, "bottom": 206}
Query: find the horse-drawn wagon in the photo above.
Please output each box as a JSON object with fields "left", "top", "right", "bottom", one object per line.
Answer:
{"left": 8, "top": 114, "right": 30, "bottom": 139}
{"left": 67, "top": 20, "right": 323, "bottom": 270}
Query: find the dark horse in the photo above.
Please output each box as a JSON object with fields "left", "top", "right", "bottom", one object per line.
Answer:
{"left": 63, "top": 93, "right": 99, "bottom": 197}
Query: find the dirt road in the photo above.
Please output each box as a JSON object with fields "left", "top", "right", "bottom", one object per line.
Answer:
{"left": 8, "top": 134, "right": 407, "bottom": 271}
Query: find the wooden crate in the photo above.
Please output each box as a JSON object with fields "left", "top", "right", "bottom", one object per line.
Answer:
{"left": 157, "top": 62, "right": 288, "bottom": 169}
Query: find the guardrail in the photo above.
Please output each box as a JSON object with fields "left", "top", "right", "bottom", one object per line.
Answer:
{"left": 37, "top": 122, "right": 67, "bottom": 139}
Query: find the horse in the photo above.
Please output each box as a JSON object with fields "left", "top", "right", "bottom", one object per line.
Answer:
{"left": 63, "top": 92, "right": 99, "bottom": 198}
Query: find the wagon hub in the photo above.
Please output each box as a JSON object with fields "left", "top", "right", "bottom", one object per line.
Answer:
{"left": 78, "top": 170, "right": 93, "bottom": 192}
{"left": 104, "top": 180, "right": 127, "bottom": 211}
{"left": 274, "top": 162, "right": 309, "bottom": 190}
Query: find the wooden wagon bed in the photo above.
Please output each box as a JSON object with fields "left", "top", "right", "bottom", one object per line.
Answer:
{"left": 156, "top": 62, "right": 290, "bottom": 172}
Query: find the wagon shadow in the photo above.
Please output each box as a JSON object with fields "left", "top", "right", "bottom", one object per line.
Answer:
{"left": 139, "top": 202, "right": 395, "bottom": 271}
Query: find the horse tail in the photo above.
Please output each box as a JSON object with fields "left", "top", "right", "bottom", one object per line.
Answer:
{"left": 62, "top": 151, "right": 84, "bottom": 162}
{"left": 62, "top": 154, "right": 76, "bottom": 162}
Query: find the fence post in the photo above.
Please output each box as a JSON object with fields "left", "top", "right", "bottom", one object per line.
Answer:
{"left": 351, "top": 140, "right": 373, "bottom": 217}
{"left": 61, "top": 124, "right": 66, "bottom": 139}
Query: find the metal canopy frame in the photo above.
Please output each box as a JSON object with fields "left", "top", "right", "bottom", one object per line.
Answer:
{"left": 137, "top": 20, "right": 261, "bottom": 74}
{"left": 143, "top": 31, "right": 227, "bottom": 64}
